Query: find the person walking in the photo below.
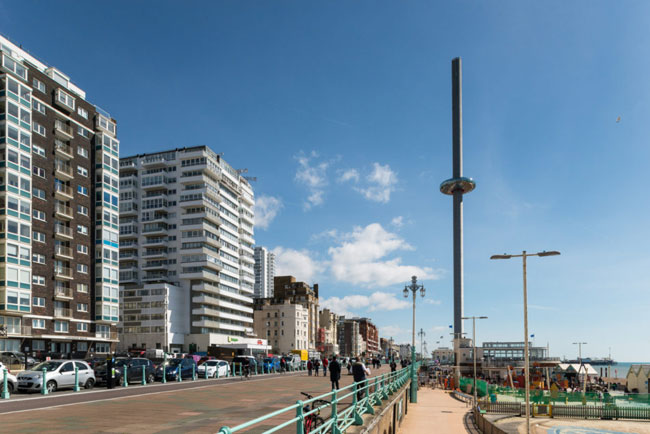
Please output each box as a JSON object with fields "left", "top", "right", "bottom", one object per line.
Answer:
{"left": 314, "top": 359, "right": 320, "bottom": 376}
{"left": 280, "top": 357, "right": 286, "bottom": 374}
{"left": 307, "top": 359, "right": 313, "bottom": 376}
{"left": 352, "top": 358, "right": 371, "bottom": 400}
{"left": 323, "top": 357, "right": 329, "bottom": 377}
{"left": 390, "top": 360, "right": 397, "bottom": 372}
{"left": 329, "top": 355, "right": 341, "bottom": 390}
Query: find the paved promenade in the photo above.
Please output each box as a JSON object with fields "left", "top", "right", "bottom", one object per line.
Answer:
{"left": 0, "top": 365, "right": 391, "bottom": 433}
{"left": 398, "top": 388, "right": 478, "bottom": 434}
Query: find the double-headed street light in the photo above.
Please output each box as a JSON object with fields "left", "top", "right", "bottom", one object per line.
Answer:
{"left": 462, "top": 315, "right": 488, "bottom": 408}
{"left": 403, "top": 276, "right": 425, "bottom": 403}
{"left": 490, "top": 250, "right": 560, "bottom": 434}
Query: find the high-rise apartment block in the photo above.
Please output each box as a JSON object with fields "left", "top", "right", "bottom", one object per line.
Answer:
{"left": 0, "top": 36, "right": 119, "bottom": 356}
{"left": 119, "top": 146, "right": 266, "bottom": 354}
{"left": 253, "top": 246, "right": 275, "bottom": 299}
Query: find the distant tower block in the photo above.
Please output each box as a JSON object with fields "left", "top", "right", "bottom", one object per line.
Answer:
{"left": 440, "top": 57, "right": 476, "bottom": 338}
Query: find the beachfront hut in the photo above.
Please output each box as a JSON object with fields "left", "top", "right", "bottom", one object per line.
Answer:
{"left": 626, "top": 365, "right": 650, "bottom": 393}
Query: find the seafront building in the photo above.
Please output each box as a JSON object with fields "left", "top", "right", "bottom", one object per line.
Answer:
{"left": 316, "top": 308, "right": 339, "bottom": 355}
{"left": 253, "top": 246, "right": 275, "bottom": 299}
{"left": 0, "top": 35, "right": 119, "bottom": 356}
{"left": 118, "top": 146, "right": 268, "bottom": 354}
{"left": 253, "top": 299, "right": 309, "bottom": 355}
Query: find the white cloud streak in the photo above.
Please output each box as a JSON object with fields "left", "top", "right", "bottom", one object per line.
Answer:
{"left": 272, "top": 247, "right": 322, "bottom": 283}
{"left": 355, "top": 163, "right": 398, "bottom": 203}
{"left": 295, "top": 152, "right": 329, "bottom": 210}
{"left": 253, "top": 195, "right": 283, "bottom": 230}
{"left": 338, "top": 168, "right": 360, "bottom": 183}
{"left": 320, "top": 292, "right": 410, "bottom": 318}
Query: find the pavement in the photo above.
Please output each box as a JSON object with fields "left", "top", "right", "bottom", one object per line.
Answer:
{"left": 398, "top": 387, "right": 479, "bottom": 434}
{"left": 0, "top": 365, "right": 392, "bottom": 433}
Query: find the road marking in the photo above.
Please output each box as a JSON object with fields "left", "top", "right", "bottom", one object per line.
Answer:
{"left": 0, "top": 372, "right": 306, "bottom": 415}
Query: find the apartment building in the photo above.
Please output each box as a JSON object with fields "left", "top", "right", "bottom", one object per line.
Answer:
{"left": 316, "top": 308, "right": 339, "bottom": 355}
{"left": 119, "top": 146, "right": 267, "bottom": 354}
{"left": 0, "top": 36, "right": 119, "bottom": 357}
{"left": 253, "top": 299, "right": 308, "bottom": 355}
{"left": 356, "top": 317, "right": 380, "bottom": 356}
{"left": 337, "top": 317, "right": 362, "bottom": 357}
{"left": 253, "top": 246, "right": 275, "bottom": 299}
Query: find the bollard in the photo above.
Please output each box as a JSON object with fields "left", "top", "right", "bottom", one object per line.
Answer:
{"left": 255, "top": 363, "right": 258, "bottom": 376}
{"left": 162, "top": 354, "right": 167, "bottom": 384}
{"left": 205, "top": 365, "right": 209, "bottom": 380}
{"left": 123, "top": 367, "right": 128, "bottom": 388}
{"left": 238, "top": 363, "right": 242, "bottom": 377}
{"left": 41, "top": 367, "right": 48, "bottom": 395}
{"left": 192, "top": 364, "right": 196, "bottom": 381}
{"left": 74, "top": 366, "right": 80, "bottom": 392}
{"left": 142, "top": 366, "right": 146, "bottom": 385}
{"left": 295, "top": 400, "right": 304, "bottom": 434}
{"left": 177, "top": 366, "right": 182, "bottom": 382}
{"left": 2, "top": 368, "right": 9, "bottom": 399}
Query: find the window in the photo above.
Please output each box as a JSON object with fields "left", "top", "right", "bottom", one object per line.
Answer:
{"left": 56, "top": 89, "right": 75, "bottom": 110}
{"left": 77, "top": 283, "right": 88, "bottom": 293}
{"left": 33, "top": 231, "right": 46, "bottom": 243}
{"left": 77, "top": 342, "right": 88, "bottom": 352}
{"left": 77, "top": 303, "right": 88, "bottom": 312}
{"left": 77, "top": 322, "right": 88, "bottom": 332}
{"left": 77, "top": 244, "right": 88, "bottom": 254}
{"left": 33, "top": 297, "right": 45, "bottom": 308}
{"left": 54, "top": 321, "right": 69, "bottom": 333}
{"left": 77, "top": 205, "right": 88, "bottom": 216}
{"left": 77, "top": 166, "right": 88, "bottom": 177}
{"left": 76, "top": 264, "right": 88, "bottom": 273}
{"left": 96, "top": 343, "right": 110, "bottom": 353}
{"left": 33, "top": 187, "right": 46, "bottom": 200}
{"left": 33, "top": 166, "right": 45, "bottom": 178}
{"left": 77, "top": 225, "right": 88, "bottom": 235}
{"left": 77, "top": 185, "right": 88, "bottom": 196}
{"left": 33, "top": 209, "right": 46, "bottom": 221}
{"left": 32, "top": 122, "right": 46, "bottom": 137}
{"left": 32, "top": 99, "right": 46, "bottom": 114}
{"left": 32, "top": 144, "right": 46, "bottom": 157}
{"left": 77, "top": 146, "right": 88, "bottom": 158}
{"left": 77, "top": 107, "right": 88, "bottom": 119}
{"left": 77, "top": 127, "right": 90, "bottom": 139}
{"left": 32, "top": 275, "right": 45, "bottom": 286}
{"left": 33, "top": 253, "right": 46, "bottom": 264}
{"left": 32, "top": 319, "right": 45, "bottom": 329}
{"left": 33, "top": 78, "right": 46, "bottom": 93}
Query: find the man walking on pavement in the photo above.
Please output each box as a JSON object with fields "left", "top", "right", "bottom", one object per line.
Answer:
{"left": 390, "top": 359, "right": 397, "bottom": 372}
{"left": 352, "top": 358, "right": 371, "bottom": 400}
{"left": 329, "top": 355, "right": 341, "bottom": 390}
{"left": 323, "top": 357, "right": 329, "bottom": 376}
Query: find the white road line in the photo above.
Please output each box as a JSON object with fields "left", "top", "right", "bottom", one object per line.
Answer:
{"left": 0, "top": 372, "right": 305, "bottom": 416}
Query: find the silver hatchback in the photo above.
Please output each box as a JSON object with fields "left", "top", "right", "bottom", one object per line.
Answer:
{"left": 17, "top": 360, "right": 95, "bottom": 393}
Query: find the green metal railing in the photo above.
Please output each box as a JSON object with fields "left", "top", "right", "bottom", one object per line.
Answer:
{"left": 218, "top": 364, "right": 416, "bottom": 434}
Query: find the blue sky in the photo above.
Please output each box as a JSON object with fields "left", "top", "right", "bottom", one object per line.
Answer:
{"left": 3, "top": 1, "right": 650, "bottom": 361}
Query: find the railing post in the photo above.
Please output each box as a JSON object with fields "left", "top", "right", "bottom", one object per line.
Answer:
{"left": 382, "top": 374, "right": 390, "bottom": 399}
{"left": 162, "top": 354, "right": 167, "bottom": 384}
{"left": 41, "top": 367, "right": 48, "bottom": 395}
{"left": 177, "top": 366, "right": 182, "bottom": 382}
{"left": 123, "top": 368, "right": 128, "bottom": 388}
{"left": 1, "top": 368, "right": 9, "bottom": 399}
{"left": 192, "top": 364, "right": 196, "bottom": 381}
{"left": 364, "top": 378, "right": 375, "bottom": 415}
{"left": 373, "top": 377, "right": 382, "bottom": 405}
{"left": 352, "top": 383, "right": 363, "bottom": 425}
{"left": 142, "top": 366, "right": 147, "bottom": 385}
{"left": 74, "top": 366, "right": 80, "bottom": 392}
{"left": 331, "top": 388, "right": 342, "bottom": 434}
{"left": 213, "top": 365, "right": 216, "bottom": 379}
{"left": 296, "top": 400, "right": 305, "bottom": 434}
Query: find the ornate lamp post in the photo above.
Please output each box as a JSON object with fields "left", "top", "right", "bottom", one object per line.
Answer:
{"left": 403, "top": 275, "right": 425, "bottom": 403}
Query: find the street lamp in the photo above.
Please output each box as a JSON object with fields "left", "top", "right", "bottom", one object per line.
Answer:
{"left": 403, "top": 275, "right": 425, "bottom": 403}
{"left": 462, "top": 316, "right": 488, "bottom": 408}
{"left": 572, "top": 342, "right": 587, "bottom": 365}
{"left": 490, "top": 250, "right": 560, "bottom": 434}
{"left": 417, "top": 328, "right": 426, "bottom": 361}
{"left": 573, "top": 342, "right": 588, "bottom": 395}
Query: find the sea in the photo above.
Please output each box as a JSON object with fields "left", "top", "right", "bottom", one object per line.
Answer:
{"left": 591, "top": 362, "right": 643, "bottom": 379}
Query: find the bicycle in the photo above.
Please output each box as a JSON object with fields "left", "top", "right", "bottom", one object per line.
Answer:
{"left": 300, "top": 392, "right": 329, "bottom": 433}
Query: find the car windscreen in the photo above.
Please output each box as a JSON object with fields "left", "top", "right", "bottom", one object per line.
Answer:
{"left": 167, "top": 359, "right": 182, "bottom": 366}
{"left": 33, "top": 361, "right": 63, "bottom": 372}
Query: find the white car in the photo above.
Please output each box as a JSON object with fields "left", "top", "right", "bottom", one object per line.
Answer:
{"left": 0, "top": 362, "right": 18, "bottom": 394}
{"left": 197, "top": 360, "right": 230, "bottom": 378}
{"left": 18, "top": 360, "right": 95, "bottom": 393}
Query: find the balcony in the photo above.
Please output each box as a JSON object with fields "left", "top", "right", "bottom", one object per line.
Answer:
{"left": 142, "top": 155, "right": 167, "bottom": 168}
{"left": 54, "top": 307, "right": 72, "bottom": 318}
{"left": 5, "top": 325, "right": 31, "bottom": 337}
{"left": 54, "top": 245, "right": 74, "bottom": 259}
{"left": 54, "top": 286, "right": 73, "bottom": 300}
{"left": 95, "top": 331, "right": 118, "bottom": 341}
{"left": 141, "top": 248, "right": 167, "bottom": 259}
{"left": 54, "top": 224, "right": 73, "bottom": 240}
{"left": 119, "top": 203, "right": 139, "bottom": 215}
{"left": 54, "top": 184, "right": 74, "bottom": 200}
{"left": 141, "top": 237, "right": 166, "bottom": 247}
{"left": 142, "top": 224, "right": 167, "bottom": 235}
{"left": 55, "top": 162, "right": 74, "bottom": 180}
{"left": 54, "top": 140, "right": 74, "bottom": 160}
{"left": 54, "top": 266, "right": 73, "bottom": 280}
{"left": 119, "top": 251, "right": 138, "bottom": 260}
{"left": 55, "top": 203, "right": 73, "bottom": 220}
{"left": 54, "top": 119, "right": 74, "bottom": 140}
{"left": 142, "top": 271, "right": 168, "bottom": 282}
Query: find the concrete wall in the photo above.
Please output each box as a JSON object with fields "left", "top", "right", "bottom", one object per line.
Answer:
{"left": 349, "top": 382, "right": 410, "bottom": 434}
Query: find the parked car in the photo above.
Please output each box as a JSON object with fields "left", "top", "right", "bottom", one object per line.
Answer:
{"left": 85, "top": 357, "right": 108, "bottom": 369}
{"left": 197, "top": 356, "right": 215, "bottom": 366}
{"left": 231, "top": 356, "right": 257, "bottom": 374}
{"left": 263, "top": 357, "right": 281, "bottom": 372}
{"left": 17, "top": 360, "right": 95, "bottom": 393}
{"left": 0, "top": 362, "right": 18, "bottom": 394}
{"left": 155, "top": 357, "right": 196, "bottom": 381}
{"left": 0, "top": 351, "right": 36, "bottom": 368}
{"left": 197, "top": 359, "right": 230, "bottom": 378}
{"left": 94, "top": 358, "right": 156, "bottom": 385}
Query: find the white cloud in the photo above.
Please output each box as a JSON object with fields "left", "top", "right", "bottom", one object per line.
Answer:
{"left": 320, "top": 291, "right": 410, "bottom": 318}
{"left": 391, "top": 216, "right": 404, "bottom": 228}
{"left": 424, "top": 299, "right": 442, "bottom": 306}
{"left": 295, "top": 152, "right": 329, "bottom": 210}
{"left": 253, "top": 195, "right": 283, "bottom": 230}
{"left": 338, "top": 168, "right": 359, "bottom": 183}
{"left": 272, "top": 247, "right": 321, "bottom": 283}
{"left": 379, "top": 325, "right": 412, "bottom": 343}
{"left": 328, "top": 223, "right": 437, "bottom": 287}
{"left": 355, "top": 163, "right": 398, "bottom": 203}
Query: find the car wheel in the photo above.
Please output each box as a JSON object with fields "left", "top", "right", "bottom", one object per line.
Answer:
{"left": 84, "top": 379, "right": 95, "bottom": 389}
{"left": 147, "top": 373, "right": 155, "bottom": 384}
{"left": 46, "top": 380, "right": 57, "bottom": 393}
{"left": 7, "top": 382, "right": 14, "bottom": 394}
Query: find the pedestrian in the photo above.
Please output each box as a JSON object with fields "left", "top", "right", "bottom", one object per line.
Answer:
{"left": 390, "top": 360, "right": 397, "bottom": 372}
{"left": 314, "top": 359, "right": 320, "bottom": 376}
{"left": 329, "top": 355, "right": 341, "bottom": 390}
{"left": 352, "top": 358, "right": 371, "bottom": 400}
{"left": 307, "top": 359, "right": 313, "bottom": 376}
{"left": 323, "top": 357, "right": 329, "bottom": 377}
{"left": 280, "top": 357, "right": 286, "bottom": 374}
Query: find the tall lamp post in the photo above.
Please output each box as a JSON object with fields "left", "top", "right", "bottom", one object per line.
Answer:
{"left": 573, "top": 342, "right": 587, "bottom": 395}
{"left": 462, "top": 315, "right": 488, "bottom": 407}
{"left": 490, "top": 250, "right": 560, "bottom": 434}
{"left": 417, "top": 328, "right": 426, "bottom": 361}
{"left": 403, "top": 275, "right": 425, "bottom": 403}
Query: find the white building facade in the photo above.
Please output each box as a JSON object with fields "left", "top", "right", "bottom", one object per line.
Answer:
{"left": 253, "top": 300, "right": 309, "bottom": 355}
{"left": 253, "top": 246, "right": 275, "bottom": 299}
